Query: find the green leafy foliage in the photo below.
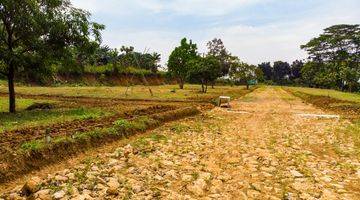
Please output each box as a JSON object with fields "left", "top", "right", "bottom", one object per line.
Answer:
{"left": 187, "top": 56, "right": 221, "bottom": 93}
{"left": 20, "top": 140, "right": 45, "bottom": 151}
{"left": 301, "top": 24, "right": 360, "bottom": 92}
{"left": 230, "top": 59, "right": 257, "bottom": 89}
{"left": 207, "top": 38, "right": 235, "bottom": 76}
{"left": 0, "top": 0, "right": 105, "bottom": 112}
{"left": 168, "top": 38, "right": 198, "bottom": 89}
{"left": 273, "top": 61, "right": 291, "bottom": 85}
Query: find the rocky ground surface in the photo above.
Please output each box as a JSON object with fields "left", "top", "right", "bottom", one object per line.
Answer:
{"left": 1, "top": 87, "right": 360, "bottom": 199}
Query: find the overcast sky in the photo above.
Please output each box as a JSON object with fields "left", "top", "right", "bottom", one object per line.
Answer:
{"left": 71, "top": 0, "right": 360, "bottom": 66}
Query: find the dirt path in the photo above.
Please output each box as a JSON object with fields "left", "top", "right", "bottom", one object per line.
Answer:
{"left": 2, "top": 87, "right": 359, "bottom": 199}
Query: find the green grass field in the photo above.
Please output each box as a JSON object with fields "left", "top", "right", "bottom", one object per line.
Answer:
{"left": 0, "top": 90, "right": 113, "bottom": 133}
{"left": 0, "top": 84, "right": 252, "bottom": 133}
{"left": 0, "top": 107, "right": 111, "bottom": 133}
{"left": 283, "top": 86, "right": 360, "bottom": 103}
{"left": 1, "top": 97, "right": 35, "bottom": 112}
{"left": 0, "top": 84, "right": 247, "bottom": 101}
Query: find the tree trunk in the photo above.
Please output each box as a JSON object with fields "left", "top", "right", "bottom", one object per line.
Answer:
{"left": 179, "top": 79, "right": 184, "bottom": 89}
{"left": 246, "top": 83, "right": 249, "bottom": 90}
{"left": 8, "top": 63, "right": 16, "bottom": 113}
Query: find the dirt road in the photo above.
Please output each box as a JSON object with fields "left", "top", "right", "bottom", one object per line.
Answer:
{"left": 2, "top": 87, "right": 359, "bottom": 199}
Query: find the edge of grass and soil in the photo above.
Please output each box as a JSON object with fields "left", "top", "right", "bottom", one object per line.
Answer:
{"left": 0, "top": 85, "right": 253, "bottom": 103}
{"left": 283, "top": 86, "right": 360, "bottom": 157}
{"left": 283, "top": 86, "right": 360, "bottom": 120}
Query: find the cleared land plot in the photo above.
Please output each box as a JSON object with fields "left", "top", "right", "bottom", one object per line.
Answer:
{"left": 2, "top": 86, "right": 359, "bottom": 199}
{"left": 0, "top": 84, "right": 254, "bottom": 183}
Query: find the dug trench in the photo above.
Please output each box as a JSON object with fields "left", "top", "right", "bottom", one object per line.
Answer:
{"left": 0, "top": 107, "right": 201, "bottom": 184}
{"left": 0, "top": 105, "right": 177, "bottom": 156}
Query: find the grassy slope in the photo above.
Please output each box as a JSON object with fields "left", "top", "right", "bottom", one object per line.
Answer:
{"left": 0, "top": 96, "right": 112, "bottom": 132}
{"left": 0, "top": 108, "right": 111, "bottom": 133}
{"left": 0, "top": 97, "right": 57, "bottom": 112}
{"left": 0, "top": 84, "right": 247, "bottom": 101}
{"left": 283, "top": 86, "right": 360, "bottom": 103}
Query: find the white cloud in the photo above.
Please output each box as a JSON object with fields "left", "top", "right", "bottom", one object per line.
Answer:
{"left": 158, "top": 0, "right": 268, "bottom": 16}
{"left": 71, "top": 0, "right": 360, "bottom": 66}
{"left": 71, "top": 0, "right": 269, "bottom": 16}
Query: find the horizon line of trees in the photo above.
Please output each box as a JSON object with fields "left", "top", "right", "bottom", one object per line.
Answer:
{"left": 257, "top": 24, "right": 360, "bottom": 92}
{"left": 167, "top": 37, "right": 260, "bottom": 93}
{"left": 167, "top": 24, "right": 360, "bottom": 93}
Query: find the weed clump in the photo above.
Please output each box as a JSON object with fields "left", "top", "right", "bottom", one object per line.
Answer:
{"left": 20, "top": 140, "right": 45, "bottom": 151}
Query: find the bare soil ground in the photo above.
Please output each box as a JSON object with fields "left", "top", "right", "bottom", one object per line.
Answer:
{"left": 2, "top": 87, "right": 360, "bottom": 199}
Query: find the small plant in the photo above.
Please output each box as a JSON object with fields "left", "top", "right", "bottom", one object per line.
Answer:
{"left": 149, "top": 134, "right": 167, "bottom": 142}
{"left": 66, "top": 182, "right": 74, "bottom": 195}
{"left": 20, "top": 140, "right": 45, "bottom": 151}
{"left": 170, "top": 124, "right": 189, "bottom": 134}
{"left": 87, "top": 128, "right": 105, "bottom": 139}
{"left": 113, "top": 119, "right": 132, "bottom": 130}
{"left": 46, "top": 184, "right": 63, "bottom": 192}
{"left": 191, "top": 172, "right": 199, "bottom": 180}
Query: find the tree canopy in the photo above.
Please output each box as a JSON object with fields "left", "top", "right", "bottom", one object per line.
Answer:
{"left": 0, "top": 0, "right": 104, "bottom": 112}
{"left": 301, "top": 24, "right": 360, "bottom": 91}
{"left": 258, "top": 62, "right": 272, "bottom": 81}
{"left": 273, "top": 61, "right": 291, "bottom": 85}
{"left": 230, "top": 59, "right": 257, "bottom": 90}
{"left": 187, "top": 56, "right": 221, "bottom": 93}
{"left": 167, "top": 38, "right": 198, "bottom": 89}
{"left": 207, "top": 38, "right": 234, "bottom": 77}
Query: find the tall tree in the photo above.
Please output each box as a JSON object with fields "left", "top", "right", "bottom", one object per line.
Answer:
{"left": 301, "top": 24, "right": 360, "bottom": 91}
{"left": 301, "top": 61, "right": 337, "bottom": 88}
{"left": 258, "top": 62, "right": 273, "bottom": 81}
{"left": 255, "top": 67, "right": 265, "bottom": 83}
{"left": 273, "top": 61, "right": 291, "bottom": 85}
{"left": 187, "top": 55, "right": 221, "bottom": 93}
{"left": 230, "top": 59, "right": 256, "bottom": 90}
{"left": 167, "top": 38, "right": 198, "bottom": 89}
{"left": 0, "top": 0, "right": 104, "bottom": 113}
{"left": 207, "top": 38, "right": 234, "bottom": 76}
{"left": 290, "top": 60, "right": 304, "bottom": 81}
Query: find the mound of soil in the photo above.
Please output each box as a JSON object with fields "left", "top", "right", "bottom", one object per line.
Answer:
{"left": 26, "top": 103, "right": 55, "bottom": 110}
